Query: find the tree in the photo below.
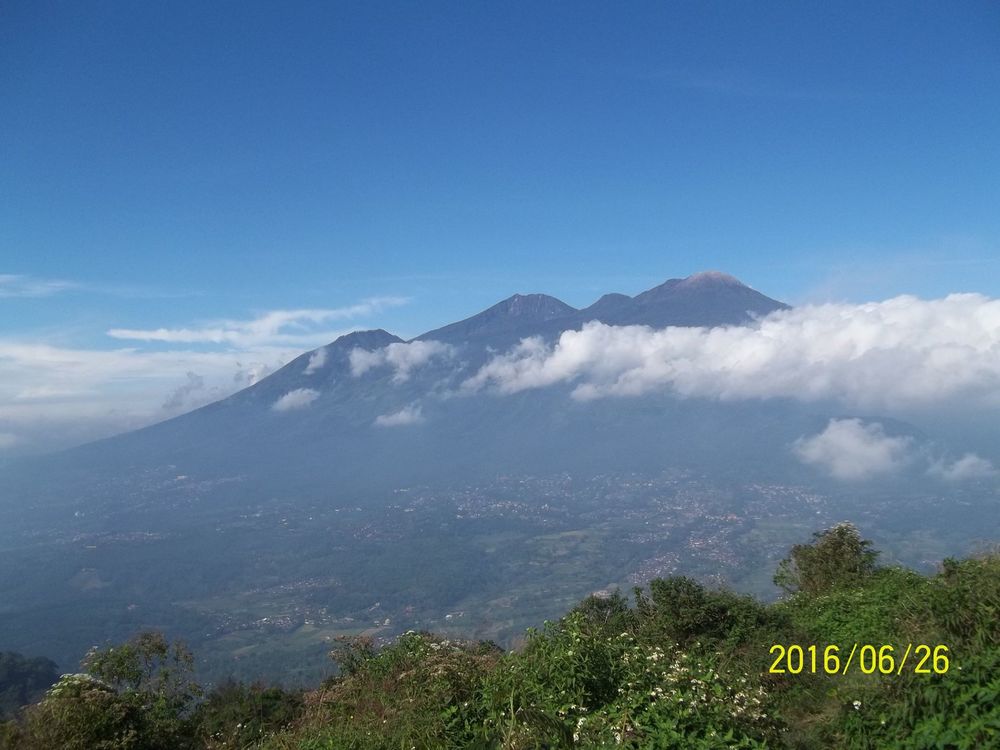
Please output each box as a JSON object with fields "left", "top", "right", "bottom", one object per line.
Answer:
{"left": 16, "top": 631, "right": 201, "bottom": 750}
{"left": 194, "top": 680, "right": 303, "bottom": 748}
{"left": 774, "top": 522, "right": 879, "bottom": 596}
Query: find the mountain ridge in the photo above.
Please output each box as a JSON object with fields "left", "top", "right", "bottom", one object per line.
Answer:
{"left": 409, "top": 270, "right": 785, "bottom": 348}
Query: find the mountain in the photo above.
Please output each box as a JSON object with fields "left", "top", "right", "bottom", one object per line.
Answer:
{"left": 49, "top": 271, "right": 786, "bottom": 469}
{"left": 416, "top": 293, "right": 577, "bottom": 345}
{"left": 574, "top": 271, "right": 787, "bottom": 328}
{"left": 2, "top": 271, "right": 957, "bottom": 682}
{"left": 0, "top": 272, "right": 798, "bottom": 525}
{"left": 419, "top": 271, "right": 787, "bottom": 347}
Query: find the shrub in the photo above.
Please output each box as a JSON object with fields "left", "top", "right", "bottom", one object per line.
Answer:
{"left": 774, "top": 522, "right": 879, "bottom": 596}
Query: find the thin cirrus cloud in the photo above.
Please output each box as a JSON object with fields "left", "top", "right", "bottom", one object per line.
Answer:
{"left": 461, "top": 294, "right": 1000, "bottom": 412}
{"left": 107, "top": 297, "right": 409, "bottom": 348}
{"left": 0, "top": 273, "right": 78, "bottom": 298}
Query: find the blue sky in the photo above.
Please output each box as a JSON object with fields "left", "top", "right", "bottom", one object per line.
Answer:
{"left": 2, "top": 1, "right": 1000, "bottom": 452}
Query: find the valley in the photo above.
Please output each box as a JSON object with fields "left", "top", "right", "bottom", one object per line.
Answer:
{"left": 3, "top": 466, "right": 995, "bottom": 685}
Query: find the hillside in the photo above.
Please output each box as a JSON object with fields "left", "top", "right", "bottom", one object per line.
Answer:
{"left": 2, "top": 524, "right": 997, "bottom": 749}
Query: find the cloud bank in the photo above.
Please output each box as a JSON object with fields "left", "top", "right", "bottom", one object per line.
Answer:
{"left": 463, "top": 294, "right": 1000, "bottom": 411}
{"left": 350, "top": 341, "right": 452, "bottom": 383}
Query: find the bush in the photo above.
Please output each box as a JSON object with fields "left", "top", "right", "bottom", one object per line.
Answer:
{"left": 774, "top": 522, "right": 879, "bottom": 596}
{"left": 195, "top": 680, "right": 303, "bottom": 749}
{"left": 10, "top": 632, "right": 200, "bottom": 750}
{"left": 290, "top": 632, "right": 501, "bottom": 750}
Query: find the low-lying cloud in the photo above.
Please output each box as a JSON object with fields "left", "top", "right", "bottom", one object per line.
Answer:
{"left": 463, "top": 294, "right": 1000, "bottom": 411}
{"left": 162, "top": 371, "right": 207, "bottom": 412}
{"left": 373, "top": 404, "right": 424, "bottom": 427}
{"left": 304, "top": 347, "right": 328, "bottom": 374}
{"left": 928, "top": 453, "right": 997, "bottom": 481}
{"left": 272, "top": 388, "right": 320, "bottom": 412}
{"left": 350, "top": 341, "right": 452, "bottom": 383}
{"left": 793, "top": 419, "right": 997, "bottom": 482}
{"left": 793, "top": 419, "right": 913, "bottom": 480}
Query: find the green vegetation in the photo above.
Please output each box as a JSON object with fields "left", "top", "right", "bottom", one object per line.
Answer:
{"left": 1, "top": 524, "right": 997, "bottom": 749}
{"left": 773, "top": 522, "right": 879, "bottom": 596}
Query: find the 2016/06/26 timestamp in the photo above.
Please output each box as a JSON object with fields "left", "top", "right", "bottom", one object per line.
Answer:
{"left": 769, "top": 644, "right": 950, "bottom": 676}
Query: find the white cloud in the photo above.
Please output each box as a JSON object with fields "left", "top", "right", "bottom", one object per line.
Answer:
{"left": 350, "top": 340, "right": 453, "bottom": 383}
{"left": 272, "top": 388, "right": 320, "bottom": 412}
{"left": 0, "top": 340, "right": 294, "bottom": 452}
{"left": 463, "top": 294, "right": 1000, "bottom": 411}
{"left": 0, "top": 295, "right": 408, "bottom": 453}
{"left": 304, "top": 347, "right": 327, "bottom": 374}
{"left": 793, "top": 419, "right": 913, "bottom": 481}
{"left": 233, "top": 361, "right": 274, "bottom": 386}
{"left": 928, "top": 453, "right": 997, "bottom": 481}
{"left": 107, "top": 297, "right": 408, "bottom": 348}
{"left": 162, "top": 371, "right": 206, "bottom": 412}
{"left": 0, "top": 274, "right": 77, "bottom": 298}
{"left": 373, "top": 404, "right": 424, "bottom": 427}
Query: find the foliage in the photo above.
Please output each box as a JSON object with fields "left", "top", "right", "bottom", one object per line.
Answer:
{"left": 479, "top": 613, "right": 778, "bottom": 748}
{"left": 281, "top": 632, "right": 502, "bottom": 750}
{"left": 777, "top": 566, "right": 930, "bottom": 648}
{"left": 634, "top": 577, "right": 785, "bottom": 648}
{"left": 194, "top": 680, "right": 304, "bottom": 749}
{"left": 774, "top": 522, "right": 879, "bottom": 596}
{"left": 9, "top": 631, "right": 202, "bottom": 750}
{"left": 833, "top": 552, "right": 1000, "bottom": 749}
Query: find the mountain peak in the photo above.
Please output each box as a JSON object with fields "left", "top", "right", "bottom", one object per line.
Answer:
{"left": 494, "top": 293, "right": 577, "bottom": 318}
{"left": 416, "top": 294, "right": 576, "bottom": 343}
{"left": 677, "top": 270, "right": 746, "bottom": 289}
{"left": 330, "top": 329, "right": 404, "bottom": 351}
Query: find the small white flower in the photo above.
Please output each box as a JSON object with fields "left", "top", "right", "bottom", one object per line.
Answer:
{"left": 852, "top": 700, "right": 862, "bottom": 711}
